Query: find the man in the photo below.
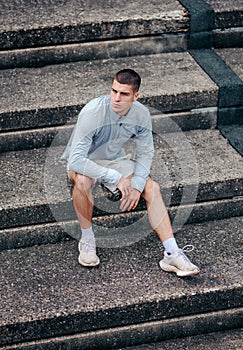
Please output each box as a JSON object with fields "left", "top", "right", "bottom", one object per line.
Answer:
{"left": 61, "top": 68, "right": 199, "bottom": 277}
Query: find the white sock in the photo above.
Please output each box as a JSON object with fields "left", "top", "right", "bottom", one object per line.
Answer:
{"left": 163, "top": 237, "right": 179, "bottom": 254}
{"left": 80, "top": 226, "right": 96, "bottom": 252}
{"left": 81, "top": 226, "right": 95, "bottom": 240}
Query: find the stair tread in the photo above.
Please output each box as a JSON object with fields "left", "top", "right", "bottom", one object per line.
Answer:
{"left": 0, "top": 216, "right": 242, "bottom": 345}
{"left": 0, "top": 108, "right": 219, "bottom": 153}
{"left": 0, "top": 52, "right": 218, "bottom": 131}
{"left": 1, "top": 0, "right": 187, "bottom": 30}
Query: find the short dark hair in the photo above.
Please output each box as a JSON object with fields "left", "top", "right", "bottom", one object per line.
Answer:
{"left": 114, "top": 69, "right": 141, "bottom": 92}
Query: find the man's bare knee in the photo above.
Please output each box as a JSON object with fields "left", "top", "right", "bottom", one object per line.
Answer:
{"left": 142, "top": 178, "right": 161, "bottom": 202}
{"left": 68, "top": 171, "right": 94, "bottom": 194}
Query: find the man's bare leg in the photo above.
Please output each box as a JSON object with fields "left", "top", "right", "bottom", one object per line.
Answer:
{"left": 141, "top": 177, "right": 174, "bottom": 243}
{"left": 68, "top": 171, "right": 94, "bottom": 229}
{"left": 68, "top": 171, "right": 100, "bottom": 266}
{"left": 142, "top": 177, "right": 199, "bottom": 276}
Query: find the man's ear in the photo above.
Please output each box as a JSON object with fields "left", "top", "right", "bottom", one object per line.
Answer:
{"left": 133, "top": 91, "right": 139, "bottom": 101}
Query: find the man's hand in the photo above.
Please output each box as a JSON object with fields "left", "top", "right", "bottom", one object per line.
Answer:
{"left": 120, "top": 189, "right": 141, "bottom": 212}
{"left": 117, "top": 177, "right": 133, "bottom": 198}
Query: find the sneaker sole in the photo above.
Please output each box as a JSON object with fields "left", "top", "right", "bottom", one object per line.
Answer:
{"left": 159, "top": 260, "right": 199, "bottom": 277}
{"left": 78, "top": 255, "right": 100, "bottom": 267}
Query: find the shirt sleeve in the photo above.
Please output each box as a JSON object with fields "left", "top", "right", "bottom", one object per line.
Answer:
{"left": 68, "top": 110, "right": 122, "bottom": 186}
{"left": 131, "top": 115, "right": 154, "bottom": 193}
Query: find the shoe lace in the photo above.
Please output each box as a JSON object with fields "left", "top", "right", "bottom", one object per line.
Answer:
{"left": 182, "top": 244, "right": 195, "bottom": 253}
{"left": 178, "top": 245, "right": 195, "bottom": 263}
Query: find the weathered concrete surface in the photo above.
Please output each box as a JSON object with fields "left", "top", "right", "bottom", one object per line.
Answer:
{"left": 204, "top": 0, "right": 243, "bottom": 28}
{"left": 190, "top": 49, "right": 243, "bottom": 108}
{"left": 0, "top": 311, "right": 242, "bottom": 349}
{"left": 0, "top": 34, "right": 188, "bottom": 69}
{"left": 1, "top": 196, "right": 243, "bottom": 252}
{"left": 0, "top": 52, "right": 218, "bottom": 131}
{"left": 0, "top": 0, "right": 189, "bottom": 49}
{"left": 121, "top": 328, "right": 243, "bottom": 350}
{"left": 214, "top": 27, "right": 243, "bottom": 48}
{"left": 220, "top": 124, "right": 243, "bottom": 156}
{"left": 0, "top": 107, "right": 218, "bottom": 152}
{"left": 0, "top": 216, "right": 242, "bottom": 346}
{"left": 0, "top": 129, "right": 242, "bottom": 229}
{"left": 215, "top": 48, "right": 243, "bottom": 81}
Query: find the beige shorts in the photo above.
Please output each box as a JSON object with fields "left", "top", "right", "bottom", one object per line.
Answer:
{"left": 67, "top": 154, "right": 135, "bottom": 194}
{"left": 95, "top": 153, "right": 135, "bottom": 192}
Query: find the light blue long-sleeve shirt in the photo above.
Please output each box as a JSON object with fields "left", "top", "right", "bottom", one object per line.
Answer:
{"left": 60, "top": 95, "right": 154, "bottom": 193}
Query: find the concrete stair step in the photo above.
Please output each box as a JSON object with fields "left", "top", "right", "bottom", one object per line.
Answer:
{"left": 120, "top": 328, "right": 243, "bottom": 350}
{"left": 0, "top": 216, "right": 242, "bottom": 348}
{"left": 206, "top": 0, "right": 243, "bottom": 30}
{"left": 0, "top": 129, "right": 242, "bottom": 230}
{"left": 0, "top": 0, "right": 242, "bottom": 69}
{"left": 0, "top": 0, "right": 189, "bottom": 50}
{"left": 1, "top": 316, "right": 243, "bottom": 350}
{"left": 0, "top": 35, "right": 188, "bottom": 70}
{"left": 0, "top": 51, "right": 218, "bottom": 133}
{"left": 189, "top": 47, "right": 243, "bottom": 125}
{"left": 1, "top": 194, "right": 243, "bottom": 252}
{"left": 179, "top": 0, "right": 243, "bottom": 49}
{"left": 0, "top": 107, "right": 218, "bottom": 152}
{"left": 220, "top": 124, "right": 243, "bottom": 156}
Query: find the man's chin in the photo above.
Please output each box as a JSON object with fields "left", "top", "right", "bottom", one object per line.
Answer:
{"left": 112, "top": 106, "right": 123, "bottom": 115}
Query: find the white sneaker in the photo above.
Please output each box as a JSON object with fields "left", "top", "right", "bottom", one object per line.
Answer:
{"left": 159, "top": 245, "right": 199, "bottom": 277}
{"left": 78, "top": 240, "right": 100, "bottom": 267}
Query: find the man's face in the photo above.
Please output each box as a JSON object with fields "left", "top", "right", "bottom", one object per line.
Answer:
{"left": 110, "top": 79, "right": 139, "bottom": 116}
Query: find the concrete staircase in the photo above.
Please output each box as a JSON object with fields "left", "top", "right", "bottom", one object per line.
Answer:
{"left": 0, "top": 0, "right": 242, "bottom": 349}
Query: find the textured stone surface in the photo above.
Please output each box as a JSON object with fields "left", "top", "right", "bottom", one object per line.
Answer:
{"left": 190, "top": 49, "right": 243, "bottom": 108}
{"left": 0, "top": 1, "right": 242, "bottom": 348}
{"left": 213, "top": 27, "right": 243, "bottom": 48}
{"left": 0, "top": 107, "right": 218, "bottom": 152}
{"left": 0, "top": 52, "right": 218, "bottom": 131}
{"left": 0, "top": 0, "right": 188, "bottom": 49}
{"left": 1, "top": 129, "right": 243, "bottom": 229}
{"left": 215, "top": 48, "right": 243, "bottom": 80}
{"left": 0, "top": 216, "right": 242, "bottom": 346}
{"left": 0, "top": 311, "right": 242, "bottom": 349}
{"left": 204, "top": 0, "right": 243, "bottom": 28}
{"left": 220, "top": 124, "right": 243, "bottom": 156}
{"left": 121, "top": 328, "right": 243, "bottom": 350}
{"left": 0, "top": 34, "right": 188, "bottom": 70}
{"left": 1, "top": 196, "right": 243, "bottom": 251}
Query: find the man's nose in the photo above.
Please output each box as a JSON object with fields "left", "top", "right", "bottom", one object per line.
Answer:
{"left": 115, "top": 92, "right": 121, "bottom": 101}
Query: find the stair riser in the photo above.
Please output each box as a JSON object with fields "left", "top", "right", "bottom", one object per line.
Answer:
{"left": 1, "top": 197, "right": 242, "bottom": 244}
{"left": 0, "top": 93, "right": 218, "bottom": 133}
{"left": 1, "top": 309, "right": 242, "bottom": 350}
{"left": 0, "top": 18, "right": 188, "bottom": 50}
{"left": 213, "top": 27, "right": 243, "bottom": 48}
{"left": 1, "top": 291, "right": 242, "bottom": 347}
{"left": 0, "top": 106, "right": 81, "bottom": 133}
{"left": 0, "top": 35, "right": 187, "bottom": 70}
{"left": 0, "top": 108, "right": 217, "bottom": 152}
